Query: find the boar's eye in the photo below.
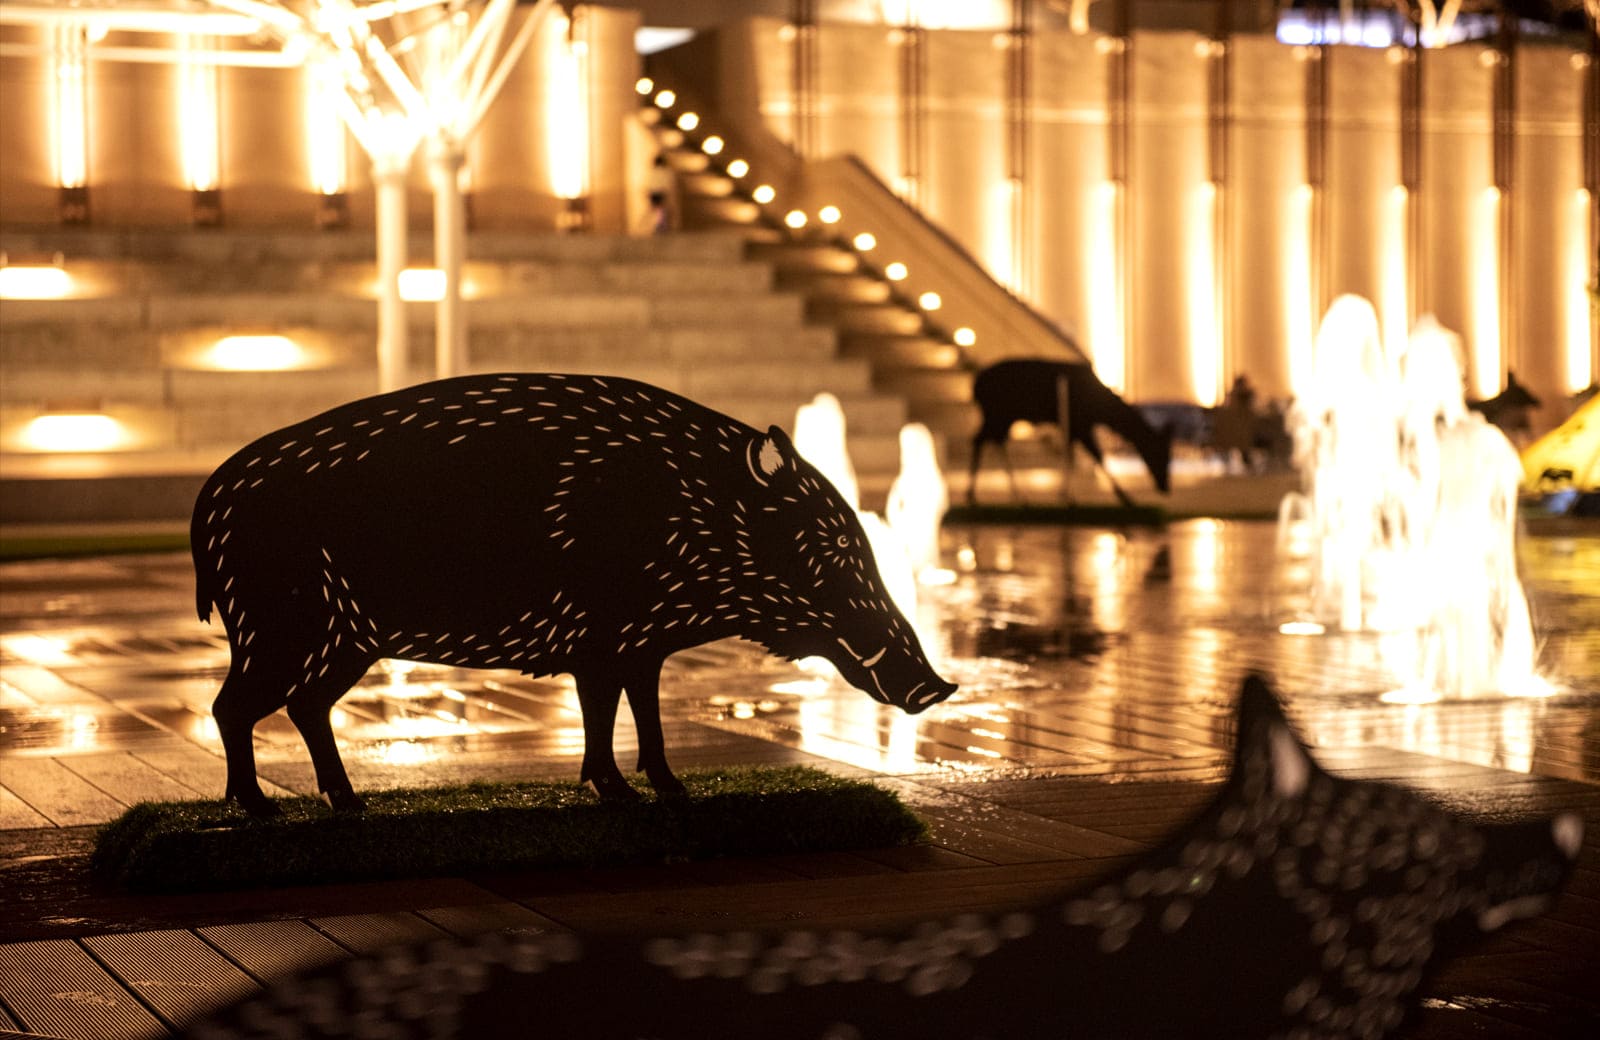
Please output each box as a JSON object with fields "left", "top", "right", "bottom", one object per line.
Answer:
{"left": 835, "top": 535, "right": 850, "bottom": 548}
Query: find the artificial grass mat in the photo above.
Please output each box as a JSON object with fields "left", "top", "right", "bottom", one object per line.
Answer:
{"left": 91, "top": 766, "right": 927, "bottom": 893}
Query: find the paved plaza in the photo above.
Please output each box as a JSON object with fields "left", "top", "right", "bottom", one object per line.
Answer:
{"left": 1, "top": 517, "right": 1597, "bottom": 1038}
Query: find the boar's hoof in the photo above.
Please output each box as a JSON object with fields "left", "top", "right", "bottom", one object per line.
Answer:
{"left": 229, "top": 791, "right": 283, "bottom": 819}
{"left": 585, "top": 774, "right": 642, "bottom": 802}
{"left": 322, "top": 788, "right": 367, "bottom": 814}
{"left": 648, "top": 774, "right": 689, "bottom": 800}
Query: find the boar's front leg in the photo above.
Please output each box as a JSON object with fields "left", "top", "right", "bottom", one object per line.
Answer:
{"left": 575, "top": 672, "right": 640, "bottom": 801}
{"left": 625, "top": 664, "right": 687, "bottom": 798}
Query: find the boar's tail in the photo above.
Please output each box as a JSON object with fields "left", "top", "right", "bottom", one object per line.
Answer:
{"left": 191, "top": 493, "right": 215, "bottom": 624}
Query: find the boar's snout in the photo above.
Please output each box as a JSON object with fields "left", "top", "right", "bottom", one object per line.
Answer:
{"left": 830, "top": 638, "right": 957, "bottom": 715}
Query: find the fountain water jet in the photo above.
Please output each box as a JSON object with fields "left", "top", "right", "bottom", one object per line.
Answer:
{"left": 1279, "top": 297, "right": 1550, "bottom": 700}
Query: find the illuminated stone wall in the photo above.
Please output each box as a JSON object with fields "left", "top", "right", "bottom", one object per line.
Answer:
{"left": 724, "top": 19, "right": 1595, "bottom": 415}
{"left": 0, "top": 5, "right": 642, "bottom": 233}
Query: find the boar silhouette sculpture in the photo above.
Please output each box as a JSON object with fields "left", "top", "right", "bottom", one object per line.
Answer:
{"left": 179, "top": 675, "right": 1584, "bottom": 1039}
{"left": 193, "top": 373, "right": 956, "bottom": 816}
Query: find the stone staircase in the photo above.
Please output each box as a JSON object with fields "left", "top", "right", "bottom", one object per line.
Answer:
{"left": 0, "top": 227, "right": 912, "bottom": 524}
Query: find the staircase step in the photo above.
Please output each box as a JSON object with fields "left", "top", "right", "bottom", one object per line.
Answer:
{"left": 872, "top": 367, "right": 972, "bottom": 403}
{"left": 839, "top": 334, "right": 963, "bottom": 369}
{"left": 776, "top": 270, "right": 886, "bottom": 303}
{"left": 745, "top": 241, "right": 861, "bottom": 274}
{"left": 814, "top": 302, "right": 927, "bottom": 337}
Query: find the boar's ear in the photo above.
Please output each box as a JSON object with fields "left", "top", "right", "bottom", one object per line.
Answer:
{"left": 746, "top": 426, "right": 795, "bottom": 487}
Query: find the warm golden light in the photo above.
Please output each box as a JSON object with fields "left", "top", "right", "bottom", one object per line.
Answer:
{"left": 953, "top": 326, "right": 976, "bottom": 347}
{"left": 1566, "top": 189, "right": 1594, "bottom": 393}
{"left": 307, "top": 61, "right": 347, "bottom": 196}
{"left": 885, "top": 262, "right": 908, "bottom": 281}
{"left": 22, "top": 413, "right": 127, "bottom": 452}
{"left": 725, "top": 159, "right": 749, "bottom": 178}
{"left": 1380, "top": 186, "right": 1410, "bottom": 358}
{"left": 784, "top": 209, "right": 808, "bottom": 229}
{"left": 852, "top": 231, "right": 877, "bottom": 251}
{"left": 1471, "top": 187, "right": 1501, "bottom": 399}
{"left": 751, "top": 184, "right": 775, "bottom": 204}
{"left": 546, "top": 12, "right": 589, "bottom": 201}
{"left": 206, "top": 335, "right": 308, "bottom": 371}
{"left": 654, "top": 88, "right": 676, "bottom": 108}
{"left": 0, "top": 265, "right": 73, "bottom": 300}
{"left": 51, "top": 24, "right": 88, "bottom": 190}
{"left": 676, "top": 112, "right": 699, "bottom": 131}
{"left": 398, "top": 267, "right": 447, "bottom": 301}
{"left": 1188, "top": 182, "right": 1221, "bottom": 406}
{"left": 918, "top": 291, "right": 942, "bottom": 311}
{"left": 1286, "top": 184, "right": 1316, "bottom": 397}
{"left": 179, "top": 36, "right": 221, "bottom": 192}
{"left": 701, "top": 135, "right": 724, "bottom": 155}
{"left": 818, "top": 205, "right": 841, "bottom": 224}
{"left": 635, "top": 76, "right": 654, "bottom": 95}
{"left": 1087, "top": 181, "right": 1125, "bottom": 393}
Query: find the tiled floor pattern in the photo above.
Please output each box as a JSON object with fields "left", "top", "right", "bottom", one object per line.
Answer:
{"left": 1, "top": 520, "right": 1596, "bottom": 1037}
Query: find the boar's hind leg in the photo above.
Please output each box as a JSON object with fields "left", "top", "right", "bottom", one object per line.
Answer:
{"left": 213, "top": 660, "right": 294, "bottom": 817}
{"left": 285, "top": 654, "right": 375, "bottom": 813}
{"left": 575, "top": 673, "right": 640, "bottom": 801}
{"left": 626, "top": 667, "right": 687, "bottom": 798}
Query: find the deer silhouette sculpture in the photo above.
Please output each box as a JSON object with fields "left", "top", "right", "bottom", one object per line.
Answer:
{"left": 968, "top": 359, "right": 1173, "bottom": 507}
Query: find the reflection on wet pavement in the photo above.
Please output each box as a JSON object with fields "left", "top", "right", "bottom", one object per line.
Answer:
{"left": 2, "top": 520, "right": 1596, "bottom": 826}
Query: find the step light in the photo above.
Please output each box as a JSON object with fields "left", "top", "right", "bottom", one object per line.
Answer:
{"left": 701, "top": 135, "right": 724, "bottom": 155}
{"left": 635, "top": 77, "right": 654, "bottom": 95}
{"left": 398, "top": 267, "right": 447, "bottom": 302}
{"left": 751, "top": 184, "right": 776, "bottom": 205}
{"left": 852, "top": 232, "right": 877, "bottom": 251}
{"left": 953, "top": 327, "right": 977, "bottom": 347}
{"left": 207, "top": 335, "right": 307, "bottom": 372}
{"left": 0, "top": 263, "right": 73, "bottom": 299}
{"left": 725, "top": 159, "right": 749, "bottom": 178}
{"left": 885, "top": 262, "right": 908, "bottom": 281}
{"left": 784, "top": 210, "right": 808, "bottom": 229}
{"left": 676, "top": 112, "right": 699, "bottom": 131}
{"left": 21, "top": 411, "right": 127, "bottom": 452}
{"left": 653, "top": 89, "right": 676, "bottom": 108}
{"left": 818, "top": 205, "right": 841, "bottom": 224}
{"left": 918, "top": 291, "right": 942, "bottom": 311}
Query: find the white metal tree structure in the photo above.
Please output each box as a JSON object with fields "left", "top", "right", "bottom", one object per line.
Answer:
{"left": 209, "top": 0, "right": 556, "bottom": 390}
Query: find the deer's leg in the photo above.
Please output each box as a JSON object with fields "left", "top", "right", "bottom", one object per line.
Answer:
{"left": 576, "top": 672, "right": 638, "bottom": 801}
{"left": 285, "top": 652, "right": 377, "bottom": 813}
{"left": 626, "top": 664, "right": 686, "bottom": 798}
{"left": 967, "top": 433, "right": 987, "bottom": 506}
{"left": 1078, "top": 432, "right": 1135, "bottom": 507}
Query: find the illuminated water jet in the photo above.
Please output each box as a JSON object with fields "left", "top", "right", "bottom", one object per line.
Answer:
{"left": 1280, "top": 297, "right": 1549, "bottom": 700}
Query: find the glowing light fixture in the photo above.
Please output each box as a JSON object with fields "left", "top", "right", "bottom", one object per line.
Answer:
{"left": 179, "top": 36, "right": 221, "bottom": 192}
{"left": 784, "top": 209, "right": 808, "bottom": 229}
{"left": 654, "top": 88, "right": 676, "bottom": 108}
{"left": 635, "top": 76, "right": 654, "bottom": 95}
{"left": 751, "top": 184, "right": 775, "bottom": 204}
{"left": 1087, "top": 181, "right": 1125, "bottom": 393}
{"left": 725, "top": 159, "right": 749, "bottom": 178}
{"left": 701, "top": 135, "right": 724, "bottom": 155}
{"left": 1187, "top": 182, "right": 1221, "bottom": 406}
{"left": 547, "top": 10, "right": 590, "bottom": 202}
{"left": 207, "top": 335, "right": 307, "bottom": 371}
{"left": 1279, "top": 621, "right": 1326, "bottom": 636}
{"left": 918, "top": 291, "right": 942, "bottom": 311}
{"left": 399, "top": 267, "right": 448, "bottom": 301}
{"left": 676, "top": 112, "right": 699, "bottom": 131}
{"left": 953, "top": 327, "right": 976, "bottom": 347}
{"left": 1565, "top": 189, "right": 1594, "bottom": 392}
{"left": 818, "top": 205, "right": 841, "bottom": 224}
{"left": 22, "top": 413, "right": 127, "bottom": 452}
{"left": 50, "top": 24, "right": 88, "bottom": 191}
{"left": 1285, "top": 184, "right": 1316, "bottom": 397}
{"left": 0, "top": 264, "right": 73, "bottom": 300}
{"left": 1470, "top": 186, "right": 1501, "bottom": 399}
{"left": 852, "top": 232, "right": 877, "bottom": 251}
{"left": 307, "top": 61, "right": 348, "bottom": 197}
{"left": 885, "top": 262, "right": 908, "bottom": 281}
{"left": 1380, "top": 186, "right": 1409, "bottom": 358}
